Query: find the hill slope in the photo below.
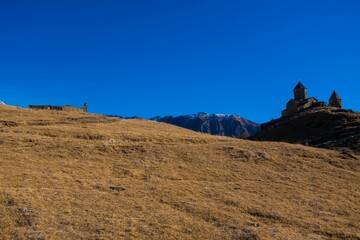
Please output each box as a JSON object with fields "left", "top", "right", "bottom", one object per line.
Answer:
{"left": 152, "top": 113, "right": 260, "bottom": 138}
{"left": 0, "top": 105, "right": 359, "bottom": 239}
{"left": 255, "top": 107, "right": 360, "bottom": 153}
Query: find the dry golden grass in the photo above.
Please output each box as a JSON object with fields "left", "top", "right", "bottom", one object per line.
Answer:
{"left": 0, "top": 105, "right": 359, "bottom": 239}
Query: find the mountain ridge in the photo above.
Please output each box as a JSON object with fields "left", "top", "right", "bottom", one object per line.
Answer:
{"left": 152, "top": 112, "right": 260, "bottom": 138}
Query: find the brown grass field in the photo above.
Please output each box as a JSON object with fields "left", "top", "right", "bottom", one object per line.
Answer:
{"left": 0, "top": 105, "right": 359, "bottom": 239}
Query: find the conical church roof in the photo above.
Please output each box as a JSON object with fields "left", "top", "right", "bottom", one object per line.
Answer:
{"left": 330, "top": 90, "right": 341, "bottom": 100}
{"left": 293, "top": 81, "right": 306, "bottom": 90}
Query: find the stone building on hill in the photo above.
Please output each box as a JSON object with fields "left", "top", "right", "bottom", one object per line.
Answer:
{"left": 29, "top": 102, "right": 88, "bottom": 112}
{"left": 281, "top": 82, "right": 342, "bottom": 117}
{"left": 329, "top": 91, "right": 343, "bottom": 108}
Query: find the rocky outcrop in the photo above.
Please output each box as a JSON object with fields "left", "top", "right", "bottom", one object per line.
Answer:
{"left": 255, "top": 107, "right": 360, "bottom": 153}
{"left": 152, "top": 113, "right": 260, "bottom": 138}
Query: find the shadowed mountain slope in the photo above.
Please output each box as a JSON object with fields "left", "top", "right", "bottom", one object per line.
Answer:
{"left": 255, "top": 107, "right": 360, "bottom": 153}
{"left": 0, "top": 105, "right": 359, "bottom": 239}
{"left": 152, "top": 113, "right": 260, "bottom": 138}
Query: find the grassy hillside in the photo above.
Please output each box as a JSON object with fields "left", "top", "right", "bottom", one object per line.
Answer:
{"left": 0, "top": 105, "right": 359, "bottom": 239}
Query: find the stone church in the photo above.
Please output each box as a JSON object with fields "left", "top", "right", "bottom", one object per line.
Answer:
{"left": 281, "top": 82, "right": 342, "bottom": 117}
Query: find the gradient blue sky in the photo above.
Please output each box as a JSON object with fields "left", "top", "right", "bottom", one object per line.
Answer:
{"left": 0, "top": 0, "right": 359, "bottom": 123}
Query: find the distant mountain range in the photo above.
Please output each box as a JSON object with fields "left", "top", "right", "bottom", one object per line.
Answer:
{"left": 152, "top": 113, "right": 260, "bottom": 138}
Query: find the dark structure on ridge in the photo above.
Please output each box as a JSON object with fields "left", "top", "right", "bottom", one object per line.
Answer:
{"left": 29, "top": 102, "right": 88, "bottom": 112}
{"left": 329, "top": 91, "right": 343, "bottom": 108}
{"left": 256, "top": 82, "right": 358, "bottom": 152}
{"left": 281, "top": 81, "right": 342, "bottom": 117}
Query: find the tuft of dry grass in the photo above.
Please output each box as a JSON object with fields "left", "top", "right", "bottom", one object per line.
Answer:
{"left": 0, "top": 105, "right": 359, "bottom": 239}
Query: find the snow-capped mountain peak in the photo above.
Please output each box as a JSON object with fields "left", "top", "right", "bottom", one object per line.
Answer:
{"left": 152, "top": 112, "right": 260, "bottom": 138}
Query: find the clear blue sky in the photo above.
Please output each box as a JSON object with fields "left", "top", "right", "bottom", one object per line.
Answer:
{"left": 0, "top": 0, "right": 359, "bottom": 123}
